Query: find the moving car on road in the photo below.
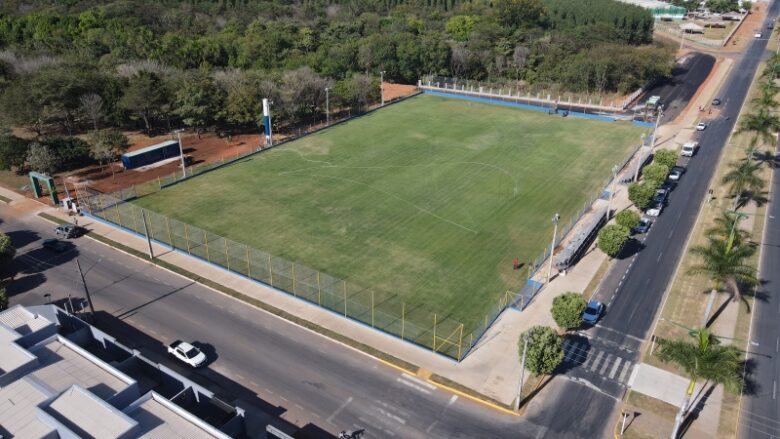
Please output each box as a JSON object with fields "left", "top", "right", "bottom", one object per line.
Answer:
{"left": 696, "top": 121, "right": 707, "bottom": 131}
{"left": 582, "top": 300, "right": 604, "bottom": 324}
{"left": 55, "top": 224, "right": 85, "bottom": 238}
{"left": 42, "top": 238, "right": 71, "bottom": 253}
{"left": 168, "top": 340, "right": 207, "bottom": 367}
{"left": 633, "top": 217, "right": 652, "bottom": 234}
{"left": 712, "top": 98, "right": 721, "bottom": 106}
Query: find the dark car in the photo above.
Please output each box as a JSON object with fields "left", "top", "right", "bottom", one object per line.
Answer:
{"left": 42, "top": 238, "right": 72, "bottom": 253}
{"left": 712, "top": 98, "right": 721, "bottom": 106}
{"left": 633, "top": 217, "right": 652, "bottom": 234}
{"left": 653, "top": 187, "right": 670, "bottom": 204}
{"left": 668, "top": 166, "right": 686, "bottom": 181}
{"left": 582, "top": 300, "right": 604, "bottom": 325}
{"left": 55, "top": 224, "right": 85, "bottom": 239}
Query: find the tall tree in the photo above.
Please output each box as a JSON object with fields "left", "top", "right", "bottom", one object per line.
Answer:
{"left": 688, "top": 237, "right": 757, "bottom": 326}
{"left": 120, "top": 71, "right": 168, "bottom": 135}
{"left": 89, "top": 129, "right": 128, "bottom": 178}
{"left": 174, "top": 70, "right": 224, "bottom": 134}
{"left": 79, "top": 93, "right": 104, "bottom": 131}
{"left": 721, "top": 159, "right": 765, "bottom": 209}
{"left": 738, "top": 108, "right": 780, "bottom": 149}
{"left": 26, "top": 142, "right": 57, "bottom": 175}
{"left": 520, "top": 325, "right": 564, "bottom": 376}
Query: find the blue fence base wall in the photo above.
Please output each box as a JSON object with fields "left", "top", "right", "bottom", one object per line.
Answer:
{"left": 83, "top": 211, "right": 460, "bottom": 364}
{"left": 423, "top": 90, "right": 655, "bottom": 127}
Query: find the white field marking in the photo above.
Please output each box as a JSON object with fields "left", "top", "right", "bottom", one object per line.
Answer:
{"left": 401, "top": 373, "right": 437, "bottom": 390}
{"left": 307, "top": 174, "right": 478, "bottom": 234}
{"left": 447, "top": 395, "right": 458, "bottom": 407}
{"left": 326, "top": 397, "right": 353, "bottom": 424}
{"left": 396, "top": 377, "right": 432, "bottom": 394}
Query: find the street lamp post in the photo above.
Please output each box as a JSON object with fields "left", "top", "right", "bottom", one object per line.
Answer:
{"left": 606, "top": 164, "right": 619, "bottom": 221}
{"left": 325, "top": 87, "right": 330, "bottom": 126}
{"left": 380, "top": 71, "right": 386, "bottom": 106}
{"left": 547, "top": 213, "right": 560, "bottom": 283}
{"left": 515, "top": 332, "right": 529, "bottom": 411}
{"left": 634, "top": 134, "right": 646, "bottom": 183}
{"left": 176, "top": 130, "right": 186, "bottom": 179}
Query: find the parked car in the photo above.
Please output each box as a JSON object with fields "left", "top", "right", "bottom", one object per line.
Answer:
{"left": 653, "top": 187, "right": 670, "bottom": 204}
{"left": 681, "top": 142, "right": 698, "bottom": 157}
{"left": 42, "top": 238, "right": 71, "bottom": 253}
{"left": 168, "top": 340, "right": 207, "bottom": 367}
{"left": 712, "top": 98, "right": 721, "bottom": 106}
{"left": 55, "top": 224, "right": 85, "bottom": 238}
{"left": 646, "top": 201, "right": 664, "bottom": 217}
{"left": 633, "top": 217, "right": 652, "bottom": 234}
{"left": 696, "top": 121, "right": 707, "bottom": 131}
{"left": 668, "top": 166, "right": 686, "bottom": 181}
{"left": 582, "top": 300, "right": 604, "bottom": 324}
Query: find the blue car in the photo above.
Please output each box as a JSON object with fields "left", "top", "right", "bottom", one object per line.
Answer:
{"left": 582, "top": 300, "right": 604, "bottom": 324}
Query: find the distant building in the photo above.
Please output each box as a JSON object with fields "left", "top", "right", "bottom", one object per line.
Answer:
{"left": 618, "top": 0, "right": 688, "bottom": 20}
{"left": 0, "top": 304, "right": 299, "bottom": 438}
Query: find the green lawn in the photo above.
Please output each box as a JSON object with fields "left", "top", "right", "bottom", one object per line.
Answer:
{"left": 133, "top": 95, "right": 644, "bottom": 334}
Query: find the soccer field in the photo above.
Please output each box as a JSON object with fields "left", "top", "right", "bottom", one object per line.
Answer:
{"left": 133, "top": 94, "right": 644, "bottom": 336}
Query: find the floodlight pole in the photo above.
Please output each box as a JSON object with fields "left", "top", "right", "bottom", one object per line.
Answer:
{"left": 176, "top": 130, "right": 186, "bottom": 179}
{"left": 547, "top": 213, "right": 560, "bottom": 283}
{"left": 380, "top": 71, "right": 386, "bottom": 106}
{"left": 325, "top": 87, "right": 331, "bottom": 126}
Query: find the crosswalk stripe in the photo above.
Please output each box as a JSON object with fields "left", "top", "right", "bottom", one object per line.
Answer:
{"left": 589, "top": 351, "right": 603, "bottom": 372}
{"left": 609, "top": 358, "right": 622, "bottom": 379}
{"left": 599, "top": 354, "right": 613, "bottom": 375}
{"left": 618, "top": 361, "right": 632, "bottom": 382}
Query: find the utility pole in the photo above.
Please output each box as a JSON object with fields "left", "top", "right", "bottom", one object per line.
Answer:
{"left": 325, "top": 87, "right": 330, "bottom": 126}
{"left": 515, "top": 332, "right": 529, "bottom": 411}
{"left": 176, "top": 130, "right": 187, "bottom": 179}
{"left": 634, "top": 134, "right": 646, "bottom": 183}
{"left": 547, "top": 213, "right": 560, "bottom": 283}
{"left": 76, "top": 259, "right": 96, "bottom": 319}
{"left": 380, "top": 71, "right": 386, "bottom": 106}
{"left": 141, "top": 210, "right": 154, "bottom": 259}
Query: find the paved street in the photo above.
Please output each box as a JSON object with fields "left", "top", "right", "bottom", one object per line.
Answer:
{"left": 1, "top": 206, "right": 545, "bottom": 439}
{"left": 740, "top": 118, "right": 780, "bottom": 437}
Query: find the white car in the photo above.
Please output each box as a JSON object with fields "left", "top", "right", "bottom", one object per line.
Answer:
{"left": 668, "top": 166, "right": 685, "bottom": 181}
{"left": 681, "top": 142, "right": 698, "bottom": 157}
{"left": 755, "top": 32, "right": 763, "bottom": 38}
{"left": 696, "top": 122, "right": 707, "bottom": 131}
{"left": 167, "top": 340, "right": 207, "bottom": 367}
{"left": 646, "top": 201, "right": 663, "bottom": 217}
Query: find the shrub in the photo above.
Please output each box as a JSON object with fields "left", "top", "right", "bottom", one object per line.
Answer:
{"left": 598, "top": 224, "right": 630, "bottom": 257}
{"left": 551, "top": 292, "right": 587, "bottom": 330}
{"left": 653, "top": 149, "right": 678, "bottom": 170}
{"left": 520, "top": 325, "right": 564, "bottom": 376}
{"left": 628, "top": 182, "right": 656, "bottom": 209}
{"left": 615, "top": 209, "right": 641, "bottom": 230}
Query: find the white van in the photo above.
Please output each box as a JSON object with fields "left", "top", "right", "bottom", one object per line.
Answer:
{"left": 681, "top": 142, "right": 698, "bottom": 157}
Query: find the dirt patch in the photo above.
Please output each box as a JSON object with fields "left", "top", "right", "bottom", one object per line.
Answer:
{"left": 383, "top": 83, "right": 418, "bottom": 101}
{"left": 724, "top": 5, "right": 768, "bottom": 51}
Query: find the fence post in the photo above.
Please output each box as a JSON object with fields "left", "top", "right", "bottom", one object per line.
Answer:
{"left": 268, "top": 254, "right": 273, "bottom": 285}
{"left": 401, "top": 302, "right": 405, "bottom": 340}
{"left": 114, "top": 203, "right": 122, "bottom": 227}
{"left": 147, "top": 212, "right": 155, "bottom": 241}
{"left": 184, "top": 224, "right": 191, "bottom": 254}
{"left": 458, "top": 323, "right": 464, "bottom": 361}
{"left": 343, "top": 281, "right": 347, "bottom": 316}
{"left": 432, "top": 313, "right": 437, "bottom": 351}
{"left": 246, "top": 245, "right": 251, "bottom": 278}
{"left": 292, "top": 263, "right": 296, "bottom": 296}
{"left": 317, "top": 271, "right": 321, "bottom": 305}
{"left": 132, "top": 207, "right": 142, "bottom": 232}
{"left": 165, "top": 217, "right": 173, "bottom": 247}
{"left": 203, "top": 230, "right": 210, "bottom": 262}
{"left": 371, "top": 291, "right": 375, "bottom": 327}
{"left": 224, "top": 238, "right": 230, "bottom": 271}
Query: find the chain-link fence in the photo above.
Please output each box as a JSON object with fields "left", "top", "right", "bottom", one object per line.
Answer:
{"left": 78, "top": 188, "right": 524, "bottom": 361}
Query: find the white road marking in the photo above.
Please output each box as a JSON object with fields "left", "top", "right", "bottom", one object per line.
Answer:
{"left": 264, "top": 388, "right": 274, "bottom": 394}
{"left": 776, "top": 337, "right": 779, "bottom": 352}
{"left": 401, "top": 373, "right": 437, "bottom": 390}
{"left": 657, "top": 252, "right": 663, "bottom": 262}
{"left": 426, "top": 421, "right": 439, "bottom": 433}
{"left": 599, "top": 354, "right": 613, "bottom": 375}
{"left": 774, "top": 381, "right": 777, "bottom": 400}
{"left": 374, "top": 406, "right": 407, "bottom": 425}
{"left": 618, "top": 361, "right": 632, "bottom": 382}
{"left": 326, "top": 396, "right": 353, "bottom": 424}
{"left": 609, "top": 358, "right": 623, "bottom": 379}
{"left": 396, "top": 377, "right": 432, "bottom": 394}
{"left": 447, "top": 395, "right": 458, "bottom": 407}
{"left": 589, "top": 351, "right": 604, "bottom": 372}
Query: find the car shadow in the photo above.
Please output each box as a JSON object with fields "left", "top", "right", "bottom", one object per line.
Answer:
{"left": 192, "top": 341, "right": 219, "bottom": 367}
{"left": 616, "top": 238, "right": 645, "bottom": 260}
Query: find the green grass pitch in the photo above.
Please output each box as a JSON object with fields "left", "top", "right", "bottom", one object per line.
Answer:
{"left": 134, "top": 94, "right": 645, "bottom": 332}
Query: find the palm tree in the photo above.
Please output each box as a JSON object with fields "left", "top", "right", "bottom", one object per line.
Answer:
{"left": 721, "top": 159, "right": 765, "bottom": 210}
{"left": 737, "top": 108, "right": 780, "bottom": 149}
{"left": 656, "top": 328, "right": 744, "bottom": 438}
{"left": 688, "top": 238, "right": 757, "bottom": 327}
{"left": 763, "top": 53, "right": 780, "bottom": 80}
{"left": 705, "top": 210, "right": 750, "bottom": 251}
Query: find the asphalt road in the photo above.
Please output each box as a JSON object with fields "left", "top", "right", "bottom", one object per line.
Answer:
{"left": 645, "top": 52, "right": 716, "bottom": 123}
{"left": 539, "top": 3, "right": 780, "bottom": 438}
{"left": 740, "top": 130, "right": 780, "bottom": 436}
{"left": 1, "top": 206, "right": 548, "bottom": 439}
